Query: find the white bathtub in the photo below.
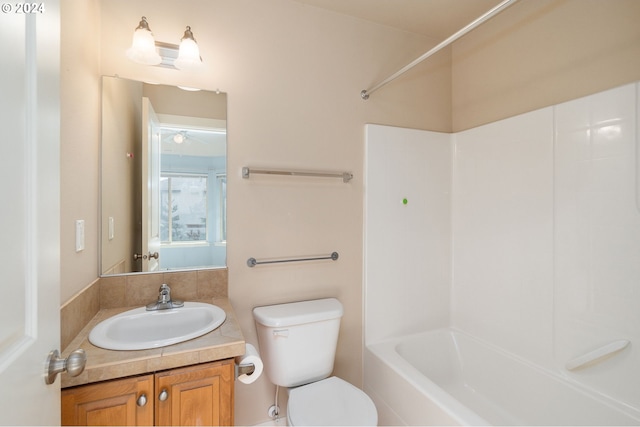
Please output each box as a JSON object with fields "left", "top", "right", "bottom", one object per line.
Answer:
{"left": 364, "top": 329, "right": 640, "bottom": 426}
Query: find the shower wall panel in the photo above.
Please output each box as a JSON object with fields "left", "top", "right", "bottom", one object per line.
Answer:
{"left": 554, "top": 83, "right": 640, "bottom": 411}
{"left": 451, "top": 108, "right": 555, "bottom": 367}
{"left": 364, "top": 125, "right": 452, "bottom": 344}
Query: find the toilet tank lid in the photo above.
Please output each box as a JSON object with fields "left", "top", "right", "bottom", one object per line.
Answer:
{"left": 253, "top": 298, "right": 343, "bottom": 327}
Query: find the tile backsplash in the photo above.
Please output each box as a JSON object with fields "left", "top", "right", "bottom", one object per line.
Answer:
{"left": 61, "top": 268, "right": 228, "bottom": 350}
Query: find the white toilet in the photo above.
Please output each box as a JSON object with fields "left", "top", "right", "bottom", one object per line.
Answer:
{"left": 253, "top": 298, "right": 377, "bottom": 426}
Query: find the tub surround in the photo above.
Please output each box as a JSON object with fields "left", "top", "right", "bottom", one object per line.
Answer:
{"left": 59, "top": 268, "right": 241, "bottom": 389}
{"left": 364, "top": 82, "right": 640, "bottom": 425}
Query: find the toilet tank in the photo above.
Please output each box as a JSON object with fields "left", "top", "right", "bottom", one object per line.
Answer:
{"left": 253, "top": 298, "right": 343, "bottom": 388}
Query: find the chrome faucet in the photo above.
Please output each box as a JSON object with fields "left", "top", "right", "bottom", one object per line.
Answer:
{"left": 146, "top": 284, "right": 184, "bottom": 311}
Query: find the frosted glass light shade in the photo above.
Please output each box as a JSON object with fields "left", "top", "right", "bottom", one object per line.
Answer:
{"left": 174, "top": 27, "right": 202, "bottom": 70}
{"left": 126, "top": 18, "right": 161, "bottom": 65}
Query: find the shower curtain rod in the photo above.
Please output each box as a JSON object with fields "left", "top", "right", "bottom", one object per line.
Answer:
{"left": 360, "top": 0, "right": 520, "bottom": 100}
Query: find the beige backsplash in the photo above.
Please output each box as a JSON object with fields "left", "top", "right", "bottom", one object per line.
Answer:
{"left": 60, "top": 268, "right": 228, "bottom": 350}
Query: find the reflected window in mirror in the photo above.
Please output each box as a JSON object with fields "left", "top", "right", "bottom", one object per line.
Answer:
{"left": 160, "top": 174, "right": 208, "bottom": 243}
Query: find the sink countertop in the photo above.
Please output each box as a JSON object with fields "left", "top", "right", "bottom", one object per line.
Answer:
{"left": 60, "top": 298, "right": 245, "bottom": 388}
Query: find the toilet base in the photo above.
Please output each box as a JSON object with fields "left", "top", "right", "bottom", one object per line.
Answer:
{"left": 285, "top": 377, "right": 377, "bottom": 426}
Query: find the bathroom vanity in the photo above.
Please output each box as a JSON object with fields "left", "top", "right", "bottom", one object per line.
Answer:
{"left": 60, "top": 298, "right": 244, "bottom": 426}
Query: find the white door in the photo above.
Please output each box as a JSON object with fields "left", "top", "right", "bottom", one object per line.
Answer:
{"left": 0, "top": 3, "right": 61, "bottom": 425}
{"left": 142, "top": 98, "right": 161, "bottom": 272}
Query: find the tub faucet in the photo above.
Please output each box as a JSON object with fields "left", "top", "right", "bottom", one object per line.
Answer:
{"left": 146, "top": 284, "right": 184, "bottom": 311}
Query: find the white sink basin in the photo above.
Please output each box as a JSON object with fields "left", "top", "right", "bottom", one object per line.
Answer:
{"left": 89, "top": 302, "right": 226, "bottom": 350}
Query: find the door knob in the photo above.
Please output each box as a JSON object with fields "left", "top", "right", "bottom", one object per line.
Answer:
{"left": 133, "top": 253, "right": 147, "bottom": 260}
{"left": 45, "top": 349, "right": 86, "bottom": 385}
{"left": 148, "top": 251, "right": 159, "bottom": 259}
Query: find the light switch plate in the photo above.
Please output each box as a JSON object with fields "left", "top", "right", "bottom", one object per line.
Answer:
{"left": 75, "top": 219, "right": 85, "bottom": 252}
{"left": 108, "top": 216, "right": 115, "bottom": 240}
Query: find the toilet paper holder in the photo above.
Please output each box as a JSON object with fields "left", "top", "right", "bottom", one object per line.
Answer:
{"left": 235, "top": 362, "right": 256, "bottom": 378}
{"left": 235, "top": 343, "right": 263, "bottom": 384}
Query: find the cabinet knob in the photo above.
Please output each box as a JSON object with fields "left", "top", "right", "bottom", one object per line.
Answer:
{"left": 158, "top": 389, "right": 169, "bottom": 401}
{"left": 137, "top": 393, "right": 147, "bottom": 407}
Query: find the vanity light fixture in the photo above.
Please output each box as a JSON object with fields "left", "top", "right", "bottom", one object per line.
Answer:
{"left": 126, "top": 17, "right": 202, "bottom": 70}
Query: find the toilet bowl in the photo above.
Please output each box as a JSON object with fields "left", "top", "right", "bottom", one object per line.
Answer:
{"left": 253, "top": 298, "right": 377, "bottom": 426}
{"left": 287, "top": 376, "right": 377, "bottom": 426}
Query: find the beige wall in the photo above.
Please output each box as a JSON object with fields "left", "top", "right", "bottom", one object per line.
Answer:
{"left": 60, "top": 0, "right": 101, "bottom": 301}
{"left": 61, "top": 0, "right": 447, "bottom": 425}
{"left": 60, "top": 0, "right": 640, "bottom": 425}
{"left": 452, "top": 0, "right": 640, "bottom": 131}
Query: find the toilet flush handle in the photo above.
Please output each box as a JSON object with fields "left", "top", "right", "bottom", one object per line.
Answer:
{"left": 273, "top": 329, "right": 289, "bottom": 338}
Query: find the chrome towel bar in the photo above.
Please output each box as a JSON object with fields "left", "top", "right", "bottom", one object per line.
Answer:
{"left": 247, "top": 251, "right": 339, "bottom": 268}
{"left": 242, "top": 167, "right": 353, "bottom": 183}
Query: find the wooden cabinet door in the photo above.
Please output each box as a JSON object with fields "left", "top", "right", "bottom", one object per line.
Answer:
{"left": 155, "top": 360, "right": 234, "bottom": 426}
{"left": 62, "top": 374, "right": 154, "bottom": 426}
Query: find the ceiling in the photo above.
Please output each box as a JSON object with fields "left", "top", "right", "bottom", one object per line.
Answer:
{"left": 291, "top": 0, "right": 505, "bottom": 39}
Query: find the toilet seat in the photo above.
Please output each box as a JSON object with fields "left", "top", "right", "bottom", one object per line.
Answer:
{"left": 287, "top": 376, "right": 377, "bottom": 426}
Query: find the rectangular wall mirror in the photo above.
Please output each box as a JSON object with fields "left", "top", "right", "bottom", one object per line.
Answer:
{"left": 100, "top": 76, "right": 227, "bottom": 276}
